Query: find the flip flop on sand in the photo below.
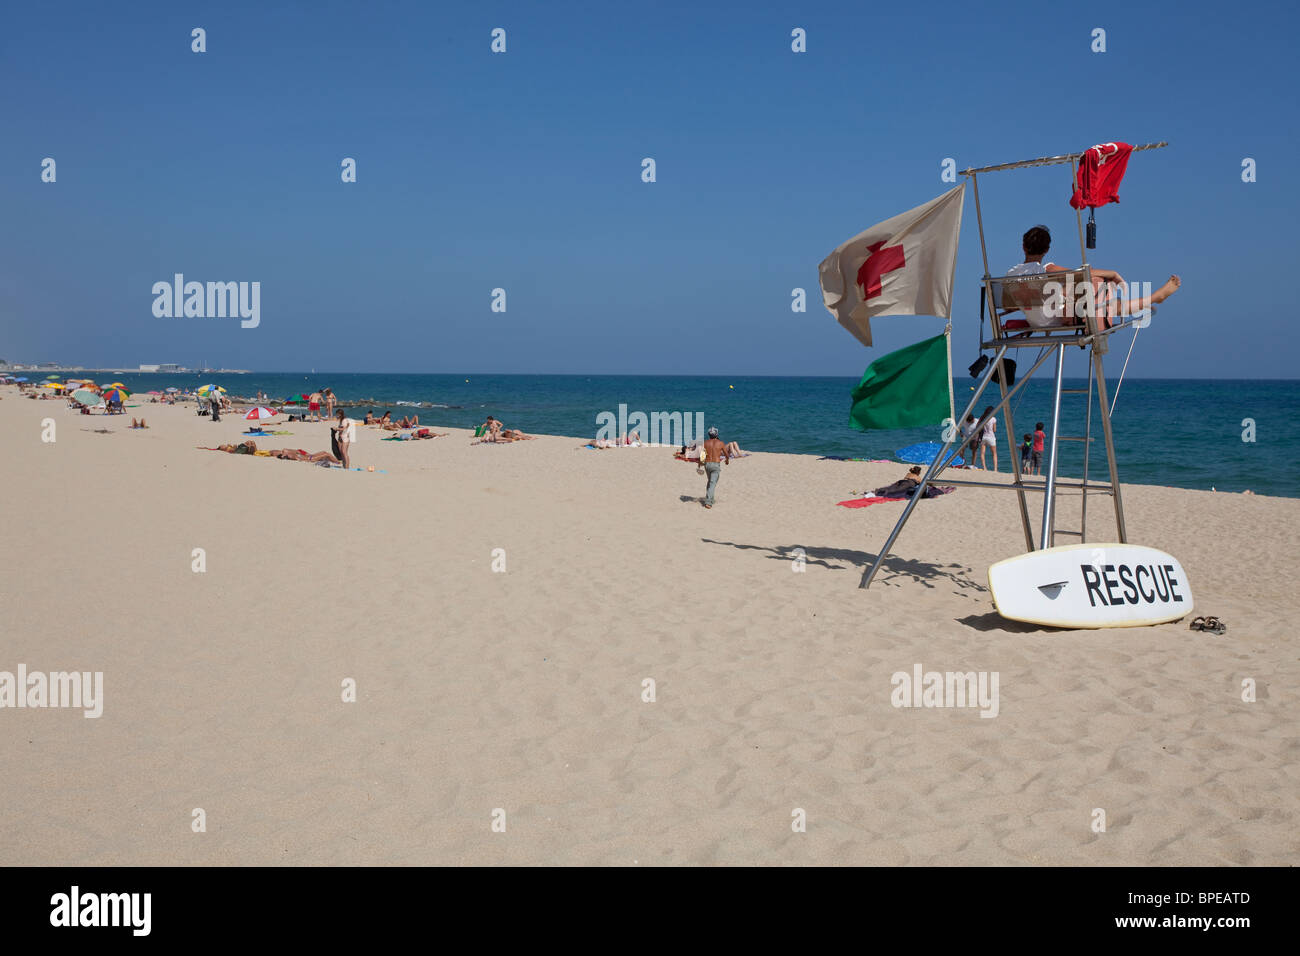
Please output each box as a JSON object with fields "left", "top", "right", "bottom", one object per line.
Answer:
{"left": 1201, "top": 616, "right": 1227, "bottom": 635}
{"left": 1189, "top": 616, "right": 1206, "bottom": 631}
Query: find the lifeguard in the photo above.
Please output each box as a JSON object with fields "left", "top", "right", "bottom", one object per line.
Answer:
{"left": 1007, "top": 224, "right": 1181, "bottom": 328}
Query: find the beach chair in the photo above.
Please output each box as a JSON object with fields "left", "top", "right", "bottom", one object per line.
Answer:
{"left": 984, "top": 269, "right": 1094, "bottom": 341}
{"left": 473, "top": 424, "right": 487, "bottom": 437}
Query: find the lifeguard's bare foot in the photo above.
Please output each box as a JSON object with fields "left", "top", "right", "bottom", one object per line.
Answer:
{"left": 1152, "top": 275, "right": 1180, "bottom": 304}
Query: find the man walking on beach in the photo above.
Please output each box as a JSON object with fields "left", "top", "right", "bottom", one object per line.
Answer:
{"left": 701, "top": 426, "right": 730, "bottom": 509}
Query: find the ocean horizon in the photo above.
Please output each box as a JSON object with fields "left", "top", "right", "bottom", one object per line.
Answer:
{"left": 54, "top": 371, "right": 1300, "bottom": 499}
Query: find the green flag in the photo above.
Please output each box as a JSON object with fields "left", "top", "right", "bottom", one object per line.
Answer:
{"left": 849, "top": 333, "right": 952, "bottom": 431}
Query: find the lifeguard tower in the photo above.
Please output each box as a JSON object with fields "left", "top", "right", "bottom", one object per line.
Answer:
{"left": 861, "top": 143, "right": 1168, "bottom": 589}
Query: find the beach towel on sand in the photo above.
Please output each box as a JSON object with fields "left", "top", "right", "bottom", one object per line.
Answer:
{"left": 819, "top": 456, "right": 894, "bottom": 462}
{"left": 837, "top": 486, "right": 955, "bottom": 508}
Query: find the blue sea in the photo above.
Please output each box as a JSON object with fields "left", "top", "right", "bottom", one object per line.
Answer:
{"left": 71, "top": 371, "right": 1300, "bottom": 498}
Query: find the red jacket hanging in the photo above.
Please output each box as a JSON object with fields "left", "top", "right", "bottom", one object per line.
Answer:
{"left": 1070, "top": 142, "right": 1132, "bottom": 209}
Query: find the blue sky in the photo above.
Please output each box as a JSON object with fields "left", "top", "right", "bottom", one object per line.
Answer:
{"left": 2, "top": 0, "right": 1296, "bottom": 376}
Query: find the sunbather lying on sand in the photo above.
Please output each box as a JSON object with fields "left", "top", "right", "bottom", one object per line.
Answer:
{"left": 392, "top": 428, "right": 444, "bottom": 440}
{"left": 208, "top": 441, "right": 338, "bottom": 463}
{"left": 269, "top": 448, "right": 340, "bottom": 462}
{"left": 475, "top": 417, "right": 534, "bottom": 442}
{"left": 871, "top": 466, "right": 923, "bottom": 498}
{"left": 853, "top": 466, "right": 952, "bottom": 500}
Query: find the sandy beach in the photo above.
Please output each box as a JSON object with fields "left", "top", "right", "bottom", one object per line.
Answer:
{"left": 1, "top": 387, "right": 1297, "bottom": 866}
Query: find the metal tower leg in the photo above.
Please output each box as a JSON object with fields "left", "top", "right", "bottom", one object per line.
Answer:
{"left": 860, "top": 345, "right": 1008, "bottom": 589}
{"left": 1040, "top": 344, "right": 1066, "bottom": 550}
{"left": 1091, "top": 346, "right": 1127, "bottom": 542}
{"left": 996, "top": 355, "right": 1035, "bottom": 552}
{"left": 1080, "top": 354, "right": 1095, "bottom": 542}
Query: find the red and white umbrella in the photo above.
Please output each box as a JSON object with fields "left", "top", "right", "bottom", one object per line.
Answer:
{"left": 244, "top": 406, "right": 278, "bottom": 422}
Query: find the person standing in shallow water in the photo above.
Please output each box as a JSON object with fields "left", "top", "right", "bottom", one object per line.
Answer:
{"left": 700, "top": 427, "right": 730, "bottom": 509}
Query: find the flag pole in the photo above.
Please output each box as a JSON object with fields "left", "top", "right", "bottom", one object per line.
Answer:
{"left": 944, "top": 322, "right": 954, "bottom": 427}
{"left": 942, "top": 181, "right": 964, "bottom": 429}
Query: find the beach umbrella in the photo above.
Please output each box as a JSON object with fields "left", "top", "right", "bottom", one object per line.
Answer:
{"left": 244, "top": 406, "right": 278, "bottom": 422}
{"left": 165, "top": 387, "right": 180, "bottom": 393}
{"left": 41, "top": 381, "right": 64, "bottom": 389}
{"left": 147, "top": 390, "right": 162, "bottom": 395}
{"left": 72, "top": 388, "right": 99, "bottom": 405}
{"left": 895, "top": 441, "right": 963, "bottom": 467}
{"left": 101, "top": 387, "right": 128, "bottom": 404}
{"left": 197, "top": 384, "right": 225, "bottom": 397}
{"left": 44, "top": 374, "right": 60, "bottom": 380}
{"left": 14, "top": 377, "right": 28, "bottom": 382}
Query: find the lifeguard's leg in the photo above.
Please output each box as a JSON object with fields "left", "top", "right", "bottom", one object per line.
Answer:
{"left": 1113, "top": 275, "right": 1182, "bottom": 316}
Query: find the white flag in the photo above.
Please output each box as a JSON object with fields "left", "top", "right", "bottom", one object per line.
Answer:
{"left": 818, "top": 183, "right": 965, "bottom": 347}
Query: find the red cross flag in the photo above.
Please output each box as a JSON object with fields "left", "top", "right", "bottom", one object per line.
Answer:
{"left": 818, "top": 183, "right": 965, "bottom": 347}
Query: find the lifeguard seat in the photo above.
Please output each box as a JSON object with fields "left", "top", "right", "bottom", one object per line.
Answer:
{"left": 983, "top": 268, "right": 1147, "bottom": 348}
{"left": 983, "top": 268, "right": 1096, "bottom": 344}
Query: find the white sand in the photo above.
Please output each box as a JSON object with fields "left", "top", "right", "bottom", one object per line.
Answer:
{"left": 1, "top": 389, "right": 1296, "bottom": 865}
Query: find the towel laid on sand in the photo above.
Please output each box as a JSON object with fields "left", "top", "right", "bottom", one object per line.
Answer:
{"left": 837, "top": 486, "right": 955, "bottom": 508}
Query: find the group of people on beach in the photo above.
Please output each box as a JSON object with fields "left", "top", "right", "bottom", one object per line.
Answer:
{"left": 476, "top": 416, "right": 534, "bottom": 442}
{"left": 364, "top": 410, "right": 420, "bottom": 429}
{"left": 211, "top": 440, "right": 339, "bottom": 464}
{"left": 958, "top": 410, "right": 1048, "bottom": 476}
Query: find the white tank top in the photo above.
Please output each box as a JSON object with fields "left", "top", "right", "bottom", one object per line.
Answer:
{"left": 1006, "top": 261, "right": 1053, "bottom": 328}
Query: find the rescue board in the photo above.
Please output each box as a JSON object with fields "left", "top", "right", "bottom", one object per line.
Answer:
{"left": 988, "top": 543, "right": 1193, "bottom": 629}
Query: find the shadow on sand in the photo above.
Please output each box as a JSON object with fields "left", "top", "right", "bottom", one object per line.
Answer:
{"left": 954, "top": 611, "right": 1052, "bottom": 633}
{"left": 699, "top": 538, "right": 987, "bottom": 594}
